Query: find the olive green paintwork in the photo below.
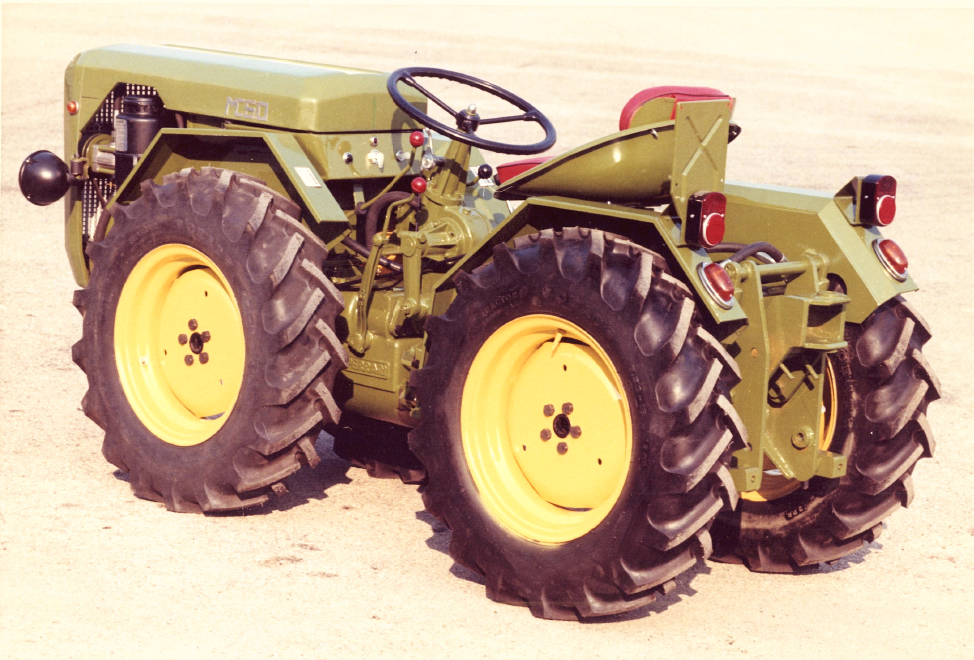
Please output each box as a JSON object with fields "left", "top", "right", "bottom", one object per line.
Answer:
{"left": 52, "top": 44, "right": 920, "bottom": 489}
{"left": 69, "top": 44, "right": 424, "bottom": 134}
{"left": 495, "top": 99, "right": 730, "bottom": 219}
{"left": 434, "top": 195, "right": 748, "bottom": 324}
{"left": 722, "top": 181, "right": 916, "bottom": 324}
{"left": 495, "top": 122, "right": 676, "bottom": 203}
{"left": 723, "top": 256, "right": 850, "bottom": 492}
{"left": 62, "top": 44, "right": 425, "bottom": 285}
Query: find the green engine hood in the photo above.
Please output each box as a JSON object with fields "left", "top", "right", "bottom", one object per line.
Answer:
{"left": 70, "top": 44, "right": 424, "bottom": 133}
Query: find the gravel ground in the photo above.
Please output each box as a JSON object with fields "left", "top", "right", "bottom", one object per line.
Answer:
{"left": 2, "top": 5, "right": 972, "bottom": 659}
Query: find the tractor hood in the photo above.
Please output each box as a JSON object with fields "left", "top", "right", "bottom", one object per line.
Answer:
{"left": 69, "top": 44, "right": 425, "bottom": 133}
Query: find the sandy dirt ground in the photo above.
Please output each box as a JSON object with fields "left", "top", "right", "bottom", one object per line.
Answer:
{"left": 2, "top": 5, "right": 973, "bottom": 659}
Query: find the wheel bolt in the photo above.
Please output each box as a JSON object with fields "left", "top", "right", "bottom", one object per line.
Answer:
{"left": 562, "top": 402, "right": 573, "bottom": 415}
{"left": 188, "top": 319, "right": 198, "bottom": 330}
{"left": 199, "top": 352, "right": 209, "bottom": 364}
{"left": 178, "top": 334, "right": 188, "bottom": 345}
{"left": 201, "top": 331, "right": 211, "bottom": 343}
{"left": 540, "top": 429, "right": 551, "bottom": 441}
{"left": 543, "top": 404, "right": 555, "bottom": 417}
{"left": 570, "top": 426, "right": 582, "bottom": 438}
{"left": 184, "top": 355, "right": 194, "bottom": 366}
{"left": 557, "top": 442, "right": 568, "bottom": 455}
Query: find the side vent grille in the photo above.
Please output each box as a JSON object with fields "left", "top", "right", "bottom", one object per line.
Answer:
{"left": 78, "top": 83, "right": 159, "bottom": 239}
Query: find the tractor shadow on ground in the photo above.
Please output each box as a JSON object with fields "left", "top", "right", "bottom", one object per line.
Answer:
{"left": 415, "top": 508, "right": 711, "bottom": 620}
{"left": 809, "top": 534, "right": 885, "bottom": 574}
{"left": 250, "top": 431, "right": 355, "bottom": 514}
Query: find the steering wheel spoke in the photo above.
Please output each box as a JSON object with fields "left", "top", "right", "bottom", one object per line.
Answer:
{"left": 387, "top": 67, "right": 556, "bottom": 156}
{"left": 478, "top": 112, "right": 534, "bottom": 126}
{"left": 400, "top": 74, "right": 460, "bottom": 119}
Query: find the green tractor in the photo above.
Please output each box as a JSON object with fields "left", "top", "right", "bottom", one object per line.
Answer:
{"left": 20, "top": 45, "right": 939, "bottom": 620}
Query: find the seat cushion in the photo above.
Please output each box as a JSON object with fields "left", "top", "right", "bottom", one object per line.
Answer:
{"left": 619, "top": 86, "right": 731, "bottom": 130}
{"left": 495, "top": 156, "right": 553, "bottom": 184}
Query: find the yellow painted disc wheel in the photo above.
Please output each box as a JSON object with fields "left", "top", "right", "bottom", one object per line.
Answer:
{"left": 114, "top": 244, "right": 245, "bottom": 447}
{"left": 461, "top": 314, "right": 633, "bottom": 544}
{"left": 740, "top": 357, "right": 838, "bottom": 503}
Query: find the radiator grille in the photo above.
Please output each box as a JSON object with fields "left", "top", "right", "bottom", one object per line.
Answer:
{"left": 78, "top": 83, "right": 159, "bottom": 239}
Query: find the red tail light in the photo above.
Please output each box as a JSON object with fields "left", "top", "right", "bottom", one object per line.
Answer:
{"left": 873, "top": 238, "right": 908, "bottom": 281}
{"left": 699, "top": 262, "right": 735, "bottom": 308}
{"left": 686, "top": 191, "right": 726, "bottom": 248}
{"left": 860, "top": 175, "right": 896, "bottom": 226}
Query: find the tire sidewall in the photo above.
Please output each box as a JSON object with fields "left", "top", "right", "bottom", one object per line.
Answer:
{"left": 85, "top": 188, "right": 273, "bottom": 480}
{"left": 422, "top": 252, "right": 674, "bottom": 579}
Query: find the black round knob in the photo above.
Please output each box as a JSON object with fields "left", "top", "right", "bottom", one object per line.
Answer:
{"left": 19, "top": 150, "right": 73, "bottom": 206}
{"left": 477, "top": 164, "right": 493, "bottom": 181}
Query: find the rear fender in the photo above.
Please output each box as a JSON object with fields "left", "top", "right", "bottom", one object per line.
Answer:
{"left": 722, "top": 182, "right": 918, "bottom": 324}
{"left": 433, "top": 196, "right": 747, "bottom": 324}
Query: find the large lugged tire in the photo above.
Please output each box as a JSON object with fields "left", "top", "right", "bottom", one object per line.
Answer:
{"left": 711, "top": 297, "right": 939, "bottom": 571}
{"left": 72, "top": 167, "right": 347, "bottom": 513}
{"left": 408, "top": 228, "right": 745, "bottom": 620}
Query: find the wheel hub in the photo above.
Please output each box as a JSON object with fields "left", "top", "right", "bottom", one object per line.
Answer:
{"left": 461, "top": 314, "right": 633, "bottom": 544}
{"left": 115, "top": 244, "right": 245, "bottom": 446}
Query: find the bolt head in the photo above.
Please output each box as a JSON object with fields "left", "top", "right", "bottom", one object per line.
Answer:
{"left": 188, "top": 319, "right": 198, "bottom": 331}
{"left": 184, "top": 355, "right": 194, "bottom": 366}
{"left": 199, "top": 352, "right": 209, "bottom": 364}
{"left": 557, "top": 442, "right": 568, "bottom": 455}
{"left": 540, "top": 429, "right": 551, "bottom": 441}
{"left": 570, "top": 426, "right": 582, "bottom": 439}
{"left": 791, "top": 431, "right": 810, "bottom": 449}
{"left": 543, "top": 404, "right": 555, "bottom": 417}
{"left": 562, "top": 402, "right": 573, "bottom": 415}
{"left": 178, "top": 334, "right": 188, "bottom": 345}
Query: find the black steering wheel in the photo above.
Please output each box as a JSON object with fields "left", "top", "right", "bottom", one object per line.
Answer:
{"left": 387, "top": 67, "right": 556, "bottom": 156}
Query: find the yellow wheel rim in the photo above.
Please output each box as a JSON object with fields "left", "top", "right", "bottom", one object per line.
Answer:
{"left": 461, "top": 314, "right": 633, "bottom": 544}
{"left": 114, "top": 244, "right": 245, "bottom": 447}
{"left": 741, "top": 357, "right": 838, "bottom": 502}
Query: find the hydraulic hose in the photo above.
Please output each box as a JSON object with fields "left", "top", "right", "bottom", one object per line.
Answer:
{"left": 706, "top": 241, "right": 785, "bottom": 264}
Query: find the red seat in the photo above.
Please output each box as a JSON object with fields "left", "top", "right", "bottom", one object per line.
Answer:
{"left": 495, "top": 156, "right": 552, "bottom": 185}
{"left": 619, "top": 86, "right": 731, "bottom": 131}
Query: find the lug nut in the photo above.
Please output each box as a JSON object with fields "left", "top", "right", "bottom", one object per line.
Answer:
{"left": 543, "top": 404, "right": 555, "bottom": 417}
{"left": 184, "top": 355, "right": 194, "bottom": 366}
{"left": 557, "top": 442, "right": 568, "bottom": 455}
{"left": 201, "top": 331, "right": 211, "bottom": 343}
{"left": 188, "top": 319, "right": 198, "bottom": 331}
{"left": 562, "top": 402, "right": 573, "bottom": 415}
{"left": 540, "top": 429, "right": 551, "bottom": 441}
{"left": 570, "top": 426, "right": 582, "bottom": 438}
{"left": 199, "top": 352, "right": 209, "bottom": 364}
{"left": 178, "top": 334, "right": 188, "bottom": 345}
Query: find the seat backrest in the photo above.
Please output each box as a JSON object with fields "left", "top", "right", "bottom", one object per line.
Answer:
{"left": 619, "top": 86, "right": 731, "bottom": 131}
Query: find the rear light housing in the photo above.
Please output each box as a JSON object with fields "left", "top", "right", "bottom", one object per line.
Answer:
{"left": 873, "top": 238, "right": 908, "bottom": 281}
{"left": 686, "top": 191, "right": 726, "bottom": 248}
{"left": 698, "top": 262, "right": 735, "bottom": 309}
{"left": 860, "top": 175, "right": 896, "bottom": 226}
